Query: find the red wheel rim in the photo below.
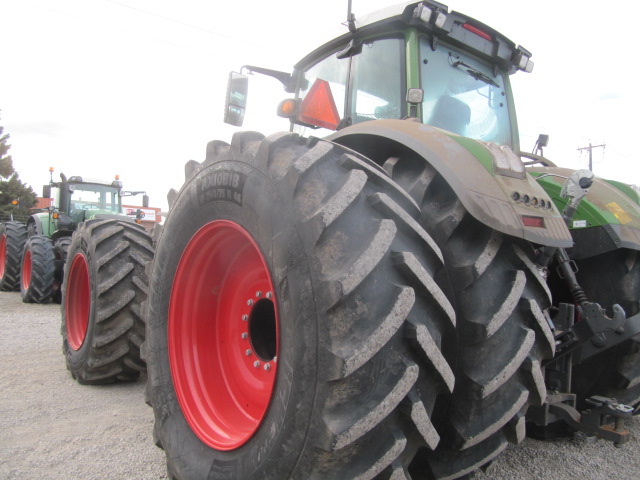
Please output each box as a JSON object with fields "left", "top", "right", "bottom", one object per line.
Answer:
{"left": 21, "top": 248, "right": 32, "bottom": 291}
{"left": 0, "top": 234, "right": 6, "bottom": 279}
{"left": 169, "top": 220, "right": 279, "bottom": 451}
{"left": 66, "top": 253, "right": 91, "bottom": 350}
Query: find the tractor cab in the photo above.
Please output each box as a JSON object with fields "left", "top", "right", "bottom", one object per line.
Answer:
{"left": 36, "top": 172, "right": 124, "bottom": 238}
{"left": 225, "top": 1, "right": 533, "bottom": 152}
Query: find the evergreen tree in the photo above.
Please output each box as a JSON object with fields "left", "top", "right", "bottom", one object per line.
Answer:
{"left": 0, "top": 112, "right": 37, "bottom": 222}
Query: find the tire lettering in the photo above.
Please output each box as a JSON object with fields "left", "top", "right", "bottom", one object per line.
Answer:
{"left": 197, "top": 169, "right": 245, "bottom": 206}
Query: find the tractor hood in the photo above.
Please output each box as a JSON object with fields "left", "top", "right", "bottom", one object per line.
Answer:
{"left": 529, "top": 166, "right": 640, "bottom": 258}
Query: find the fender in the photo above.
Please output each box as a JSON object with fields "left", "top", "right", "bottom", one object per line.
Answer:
{"left": 328, "top": 119, "right": 573, "bottom": 248}
{"left": 27, "top": 213, "right": 49, "bottom": 236}
{"left": 529, "top": 166, "right": 640, "bottom": 258}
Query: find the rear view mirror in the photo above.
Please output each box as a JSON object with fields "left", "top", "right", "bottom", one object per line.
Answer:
{"left": 43, "top": 185, "right": 51, "bottom": 198}
{"left": 143, "top": 194, "right": 149, "bottom": 208}
{"left": 224, "top": 72, "right": 248, "bottom": 126}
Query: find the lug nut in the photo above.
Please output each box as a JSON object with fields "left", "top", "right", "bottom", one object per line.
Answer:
{"left": 245, "top": 349, "right": 252, "bottom": 356}
{"left": 242, "top": 314, "right": 248, "bottom": 322}
{"left": 247, "top": 299, "right": 254, "bottom": 306}
{"left": 266, "top": 291, "right": 273, "bottom": 299}
{"left": 253, "top": 360, "right": 261, "bottom": 368}
{"left": 256, "top": 291, "right": 262, "bottom": 298}
{"left": 241, "top": 332, "right": 248, "bottom": 339}
{"left": 264, "top": 363, "right": 271, "bottom": 371}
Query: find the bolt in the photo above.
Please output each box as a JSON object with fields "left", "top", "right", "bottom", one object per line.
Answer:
{"left": 241, "top": 332, "right": 248, "bottom": 339}
{"left": 273, "top": 356, "right": 277, "bottom": 363}
{"left": 242, "top": 314, "right": 248, "bottom": 322}
{"left": 247, "top": 299, "right": 254, "bottom": 306}
{"left": 253, "top": 360, "right": 261, "bottom": 368}
{"left": 266, "top": 291, "right": 273, "bottom": 299}
{"left": 256, "top": 291, "right": 262, "bottom": 298}
{"left": 264, "top": 363, "right": 271, "bottom": 371}
{"left": 592, "top": 333, "right": 606, "bottom": 347}
{"left": 245, "top": 349, "right": 252, "bottom": 356}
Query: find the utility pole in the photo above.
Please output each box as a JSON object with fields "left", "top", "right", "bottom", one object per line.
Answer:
{"left": 577, "top": 142, "right": 605, "bottom": 173}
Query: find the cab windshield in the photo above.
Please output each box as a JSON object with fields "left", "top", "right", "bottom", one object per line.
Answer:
{"left": 69, "top": 184, "right": 121, "bottom": 213}
{"left": 419, "top": 37, "right": 512, "bottom": 146}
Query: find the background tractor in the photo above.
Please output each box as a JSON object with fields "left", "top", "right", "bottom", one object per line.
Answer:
{"left": 16, "top": 168, "right": 150, "bottom": 304}
{"left": 55, "top": 1, "right": 638, "bottom": 479}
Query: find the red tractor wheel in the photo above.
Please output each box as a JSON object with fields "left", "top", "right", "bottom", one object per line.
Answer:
{"left": 61, "top": 219, "right": 154, "bottom": 384}
{"left": 20, "top": 235, "right": 55, "bottom": 304}
{"left": 169, "top": 220, "right": 278, "bottom": 449}
{"left": 146, "top": 132, "right": 456, "bottom": 479}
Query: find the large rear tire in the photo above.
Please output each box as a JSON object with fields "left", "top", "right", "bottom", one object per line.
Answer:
{"left": 0, "top": 221, "right": 28, "bottom": 292}
{"left": 20, "top": 234, "right": 55, "bottom": 303}
{"left": 372, "top": 149, "right": 554, "bottom": 479}
{"left": 146, "top": 132, "right": 457, "bottom": 479}
{"left": 571, "top": 248, "right": 640, "bottom": 410}
{"left": 61, "top": 219, "right": 154, "bottom": 384}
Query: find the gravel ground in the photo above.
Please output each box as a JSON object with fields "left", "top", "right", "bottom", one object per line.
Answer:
{"left": 0, "top": 290, "right": 638, "bottom": 479}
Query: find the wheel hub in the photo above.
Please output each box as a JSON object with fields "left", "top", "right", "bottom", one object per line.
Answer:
{"left": 169, "top": 220, "right": 279, "bottom": 450}
{"left": 65, "top": 253, "right": 91, "bottom": 350}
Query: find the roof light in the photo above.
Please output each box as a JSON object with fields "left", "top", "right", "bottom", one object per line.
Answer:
{"left": 49, "top": 167, "right": 54, "bottom": 173}
{"left": 297, "top": 79, "right": 340, "bottom": 130}
{"left": 413, "top": 4, "right": 447, "bottom": 28}
{"left": 434, "top": 11, "right": 447, "bottom": 28}
{"left": 485, "top": 142, "right": 525, "bottom": 178}
{"left": 462, "top": 23, "right": 492, "bottom": 41}
{"left": 414, "top": 4, "right": 433, "bottom": 23}
{"left": 513, "top": 46, "right": 534, "bottom": 73}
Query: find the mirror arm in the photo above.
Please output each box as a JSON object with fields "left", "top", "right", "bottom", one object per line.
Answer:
{"left": 241, "top": 65, "right": 295, "bottom": 93}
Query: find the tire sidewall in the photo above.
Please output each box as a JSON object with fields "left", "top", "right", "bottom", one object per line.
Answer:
{"left": 61, "top": 223, "right": 99, "bottom": 374}
{"left": 148, "top": 160, "right": 319, "bottom": 479}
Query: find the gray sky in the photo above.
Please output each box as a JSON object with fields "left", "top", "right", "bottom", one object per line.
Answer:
{"left": 2, "top": 0, "right": 638, "bottom": 212}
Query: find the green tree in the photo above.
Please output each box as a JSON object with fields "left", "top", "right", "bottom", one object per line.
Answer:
{"left": 0, "top": 113, "right": 37, "bottom": 222}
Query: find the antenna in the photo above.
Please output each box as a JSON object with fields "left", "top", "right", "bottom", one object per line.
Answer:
{"left": 346, "top": 0, "right": 356, "bottom": 33}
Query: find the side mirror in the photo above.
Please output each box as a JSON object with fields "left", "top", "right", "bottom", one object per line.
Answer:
{"left": 43, "top": 185, "right": 51, "bottom": 198}
{"left": 224, "top": 72, "right": 249, "bottom": 127}
{"left": 143, "top": 194, "right": 149, "bottom": 208}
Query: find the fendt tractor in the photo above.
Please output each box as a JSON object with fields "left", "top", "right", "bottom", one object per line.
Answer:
{"left": 60, "top": 1, "right": 640, "bottom": 479}
{"left": 1, "top": 169, "right": 151, "bottom": 304}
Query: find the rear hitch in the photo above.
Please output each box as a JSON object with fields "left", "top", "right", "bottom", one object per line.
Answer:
{"left": 528, "top": 394, "right": 634, "bottom": 446}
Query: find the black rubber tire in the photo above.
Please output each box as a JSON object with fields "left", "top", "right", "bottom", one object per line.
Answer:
{"left": 146, "top": 132, "right": 457, "bottom": 480}
{"left": 61, "top": 219, "right": 154, "bottom": 384}
{"left": 571, "top": 248, "right": 640, "bottom": 410}
{"left": 52, "top": 236, "right": 72, "bottom": 304}
{"left": 0, "top": 221, "right": 28, "bottom": 292}
{"left": 20, "top": 235, "right": 55, "bottom": 303}
{"left": 373, "top": 150, "right": 554, "bottom": 479}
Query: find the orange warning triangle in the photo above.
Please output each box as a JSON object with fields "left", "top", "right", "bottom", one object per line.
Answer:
{"left": 297, "top": 79, "right": 341, "bottom": 130}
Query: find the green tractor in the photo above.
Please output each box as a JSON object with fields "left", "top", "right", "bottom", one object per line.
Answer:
{"left": 16, "top": 169, "right": 149, "bottom": 304}
{"left": 61, "top": 1, "right": 636, "bottom": 478}
{"left": 18, "top": 169, "right": 155, "bottom": 385}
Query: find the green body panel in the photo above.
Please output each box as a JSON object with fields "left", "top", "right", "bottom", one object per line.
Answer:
{"left": 604, "top": 179, "right": 640, "bottom": 207}
{"left": 529, "top": 166, "right": 640, "bottom": 257}
{"left": 529, "top": 167, "right": 640, "bottom": 230}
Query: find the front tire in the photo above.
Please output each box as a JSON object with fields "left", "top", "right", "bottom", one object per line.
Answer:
{"left": 146, "top": 132, "right": 457, "bottom": 479}
{"left": 20, "top": 235, "right": 55, "bottom": 303}
{"left": 61, "top": 219, "right": 154, "bottom": 384}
